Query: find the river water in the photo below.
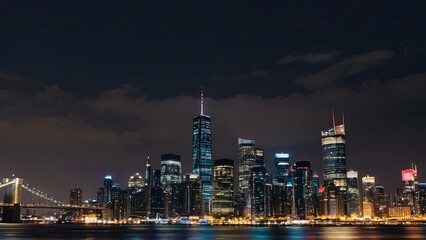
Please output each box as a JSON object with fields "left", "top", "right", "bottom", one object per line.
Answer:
{"left": 0, "top": 224, "right": 425, "bottom": 239}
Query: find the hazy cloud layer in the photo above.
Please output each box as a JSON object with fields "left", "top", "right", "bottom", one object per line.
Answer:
{"left": 0, "top": 72, "right": 425, "bottom": 201}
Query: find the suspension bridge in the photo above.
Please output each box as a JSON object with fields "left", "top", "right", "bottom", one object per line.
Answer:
{"left": 0, "top": 177, "right": 103, "bottom": 223}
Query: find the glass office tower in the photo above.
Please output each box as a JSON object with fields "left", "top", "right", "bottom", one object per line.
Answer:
{"left": 293, "top": 161, "right": 315, "bottom": 220}
{"left": 347, "top": 170, "right": 361, "bottom": 218}
{"left": 212, "top": 158, "right": 234, "bottom": 217}
{"left": 192, "top": 91, "right": 212, "bottom": 214}
{"left": 275, "top": 152, "right": 291, "bottom": 185}
{"left": 321, "top": 121, "right": 347, "bottom": 189}
{"left": 321, "top": 111, "right": 347, "bottom": 217}
{"left": 238, "top": 138, "right": 256, "bottom": 217}
{"left": 160, "top": 153, "right": 182, "bottom": 190}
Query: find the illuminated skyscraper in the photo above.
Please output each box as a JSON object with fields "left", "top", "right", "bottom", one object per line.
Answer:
{"left": 111, "top": 183, "right": 121, "bottom": 220}
{"left": 101, "top": 175, "right": 113, "bottom": 208}
{"left": 312, "top": 172, "right": 320, "bottom": 216}
{"left": 181, "top": 173, "right": 203, "bottom": 216}
{"left": 160, "top": 153, "right": 182, "bottom": 190}
{"left": 161, "top": 153, "right": 182, "bottom": 218}
{"left": 212, "top": 158, "right": 234, "bottom": 217}
{"left": 192, "top": 90, "right": 212, "bottom": 214}
{"left": 255, "top": 148, "right": 264, "bottom": 166}
{"left": 362, "top": 175, "right": 376, "bottom": 202}
{"left": 293, "top": 161, "right": 315, "bottom": 219}
{"left": 151, "top": 170, "right": 165, "bottom": 217}
{"left": 400, "top": 163, "right": 419, "bottom": 215}
{"left": 251, "top": 165, "right": 267, "bottom": 217}
{"left": 419, "top": 183, "right": 426, "bottom": 215}
{"left": 275, "top": 152, "right": 291, "bottom": 185}
{"left": 362, "top": 175, "right": 375, "bottom": 218}
{"left": 372, "top": 185, "right": 390, "bottom": 219}
{"left": 322, "top": 111, "right": 347, "bottom": 188}
{"left": 128, "top": 173, "right": 144, "bottom": 188}
{"left": 145, "top": 158, "right": 152, "bottom": 188}
{"left": 144, "top": 158, "right": 152, "bottom": 214}
{"left": 347, "top": 170, "right": 361, "bottom": 218}
{"left": 321, "top": 111, "right": 347, "bottom": 217}
{"left": 128, "top": 173, "right": 149, "bottom": 217}
{"left": 238, "top": 138, "right": 256, "bottom": 217}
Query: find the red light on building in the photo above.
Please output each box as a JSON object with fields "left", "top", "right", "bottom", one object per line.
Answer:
{"left": 401, "top": 169, "right": 415, "bottom": 181}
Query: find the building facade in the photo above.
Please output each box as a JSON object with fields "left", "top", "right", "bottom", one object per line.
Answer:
{"left": 151, "top": 170, "right": 165, "bottom": 218}
{"left": 181, "top": 173, "right": 203, "bottom": 216}
{"left": 160, "top": 153, "right": 182, "bottom": 190}
{"left": 321, "top": 113, "right": 347, "bottom": 217}
{"left": 70, "top": 187, "right": 82, "bottom": 206}
{"left": 347, "top": 170, "right": 361, "bottom": 218}
{"left": 192, "top": 92, "right": 212, "bottom": 214}
{"left": 293, "top": 161, "right": 315, "bottom": 220}
{"left": 211, "top": 158, "right": 234, "bottom": 217}
{"left": 274, "top": 152, "right": 291, "bottom": 185}
{"left": 251, "top": 165, "right": 267, "bottom": 218}
{"left": 238, "top": 138, "right": 256, "bottom": 217}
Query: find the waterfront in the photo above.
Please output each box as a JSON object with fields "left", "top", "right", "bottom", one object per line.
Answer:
{"left": 0, "top": 224, "right": 426, "bottom": 239}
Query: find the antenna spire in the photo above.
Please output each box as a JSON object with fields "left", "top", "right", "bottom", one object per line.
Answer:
{"left": 200, "top": 87, "right": 204, "bottom": 115}
{"left": 332, "top": 108, "right": 336, "bottom": 130}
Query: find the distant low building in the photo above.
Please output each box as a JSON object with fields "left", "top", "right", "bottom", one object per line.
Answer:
{"left": 70, "top": 187, "right": 82, "bottom": 206}
{"left": 388, "top": 206, "right": 411, "bottom": 218}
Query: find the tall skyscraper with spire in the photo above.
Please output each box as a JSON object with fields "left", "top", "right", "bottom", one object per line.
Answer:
{"left": 322, "top": 110, "right": 347, "bottom": 188}
{"left": 321, "top": 110, "right": 348, "bottom": 217}
{"left": 192, "top": 89, "right": 212, "bottom": 214}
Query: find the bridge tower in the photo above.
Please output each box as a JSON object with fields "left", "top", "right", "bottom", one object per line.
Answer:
{"left": 2, "top": 178, "right": 23, "bottom": 223}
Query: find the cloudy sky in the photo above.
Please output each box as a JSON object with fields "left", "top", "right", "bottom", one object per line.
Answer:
{"left": 0, "top": 1, "right": 425, "bottom": 201}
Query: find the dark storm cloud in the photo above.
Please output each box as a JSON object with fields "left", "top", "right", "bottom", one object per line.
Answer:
{"left": 0, "top": 69, "right": 26, "bottom": 83}
{"left": 295, "top": 50, "right": 395, "bottom": 90}
{"left": 277, "top": 51, "right": 339, "bottom": 65}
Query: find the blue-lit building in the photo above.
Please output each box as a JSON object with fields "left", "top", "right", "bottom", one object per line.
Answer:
{"left": 274, "top": 152, "right": 291, "bottom": 185}
{"left": 161, "top": 153, "right": 182, "bottom": 190}
{"left": 98, "top": 175, "right": 113, "bottom": 208}
{"left": 161, "top": 153, "right": 182, "bottom": 218}
{"left": 192, "top": 91, "right": 212, "bottom": 214}
{"left": 111, "top": 183, "right": 121, "bottom": 220}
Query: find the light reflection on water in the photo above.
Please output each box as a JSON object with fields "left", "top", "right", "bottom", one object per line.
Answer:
{"left": 1, "top": 224, "right": 426, "bottom": 239}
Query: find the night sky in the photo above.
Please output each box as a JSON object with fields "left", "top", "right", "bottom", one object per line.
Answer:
{"left": 1, "top": 1, "right": 426, "bottom": 202}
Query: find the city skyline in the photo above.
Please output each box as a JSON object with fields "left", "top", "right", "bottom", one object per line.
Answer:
{"left": 0, "top": 1, "right": 425, "bottom": 203}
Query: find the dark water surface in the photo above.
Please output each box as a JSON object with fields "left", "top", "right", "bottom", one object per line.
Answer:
{"left": 0, "top": 224, "right": 426, "bottom": 239}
